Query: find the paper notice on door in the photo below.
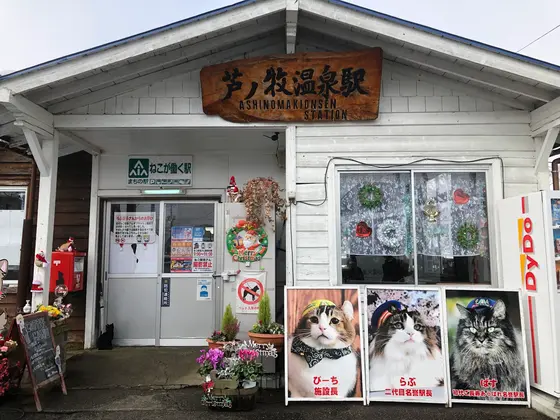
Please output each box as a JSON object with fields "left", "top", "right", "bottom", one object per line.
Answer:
{"left": 197, "top": 278, "right": 212, "bottom": 301}
{"left": 192, "top": 226, "right": 214, "bottom": 273}
{"left": 171, "top": 226, "right": 193, "bottom": 273}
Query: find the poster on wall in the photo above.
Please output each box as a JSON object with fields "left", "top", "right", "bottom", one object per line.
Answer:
{"left": 114, "top": 212, "right": 156, "bottom": 246}
{"left": 197, "top": 278, "right": 212, "bottom": 301}
{"left": 192, "top": 227, "right": 214, "bottom": 273}
{"left": 364, "top": 286, "right": 447, "bottom": 404}
{"left": 170, "top": 226, "right": 193, "bottom": 273}
{"left": 285, "top": 287, "right": 365, "bottom": 403}
{"left": 236, "top": 273, "right": 266, "bottom": 314}
{"left": 444, "top": 288, "right": 530, "bottom": 405}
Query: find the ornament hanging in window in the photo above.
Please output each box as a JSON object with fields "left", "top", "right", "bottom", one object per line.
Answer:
{"left": 423, "top": 199, "right": 440, "bottom": 222}
{"left": 355, "top": 221, "right": 372, "bottom": 238}
{"left": 453, "top": 189, "right": 470, "bottom": 205}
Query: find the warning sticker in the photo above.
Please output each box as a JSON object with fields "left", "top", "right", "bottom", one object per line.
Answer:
{"left": 236, "top": 273, "right": 266, "bottom": 314}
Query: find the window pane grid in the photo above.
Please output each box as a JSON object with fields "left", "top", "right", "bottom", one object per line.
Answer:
{"left": 339, "top": 170, "right": 490, "bottom": 286}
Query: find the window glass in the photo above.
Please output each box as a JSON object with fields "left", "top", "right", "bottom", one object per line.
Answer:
{"left": 414, "top": 172, "right": 490, "bottom": 284}
{"left": 0, "top": 190, "right": 26, "bottom": 281}
{"left": 339, "top": 171, "right": 491, "bottom": 285}
{"left": 163, "top": 203, "right": 214, "bottom": 274}
{"left": 340, "top": 172, "right": 414, "bottom": 284}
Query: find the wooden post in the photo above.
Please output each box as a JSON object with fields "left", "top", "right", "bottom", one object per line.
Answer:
{"left": 16, "top": 162, "right": 38, "bottom": 312}
{"left": 32, "top": 132, "right": 59, "bottom": 308}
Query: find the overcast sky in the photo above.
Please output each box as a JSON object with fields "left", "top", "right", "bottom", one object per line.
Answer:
{"left": 1, "top": 0, "right": 560, "bottom": 74}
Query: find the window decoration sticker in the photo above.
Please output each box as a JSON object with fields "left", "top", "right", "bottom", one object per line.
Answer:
{"left": 227, "top": 220, "right": 268, "bottom": 263}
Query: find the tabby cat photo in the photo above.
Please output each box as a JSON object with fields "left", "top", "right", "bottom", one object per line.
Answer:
{"left": 446, "top": 290, "right": 529, "bottom": 402}
{"left": 366, "top": 288, "right": 446, "bottom": 403}
{"left": 286, "top": 288, "right": 363, "bottom": 400}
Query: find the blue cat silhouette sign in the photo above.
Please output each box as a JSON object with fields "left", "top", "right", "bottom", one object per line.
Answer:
{"left": 364, "top": 287, "right": 448, "bottom": 405}
{"left": 444, "top": 289, "right": 531, "bottom": 406}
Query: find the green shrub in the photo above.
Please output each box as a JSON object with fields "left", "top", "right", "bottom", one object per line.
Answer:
{"left": 221, "top": 304, "right": 240, "bottom": 341}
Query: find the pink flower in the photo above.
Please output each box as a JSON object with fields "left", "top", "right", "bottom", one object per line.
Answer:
{"left": 0, "top": 347, "right": 8, "bottom": 353}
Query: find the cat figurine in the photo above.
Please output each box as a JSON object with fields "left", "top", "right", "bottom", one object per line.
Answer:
{"left": 288, "top": 299, "right": 358, "bottom": 398}
{"left": 97, "top": 323, "right": 114, "bottom": 350}
{"left": 369, "top": 300, "right": 444, "bottom": 391}
{"left": 451, "top": 298, "right": 526, "bottom": 399}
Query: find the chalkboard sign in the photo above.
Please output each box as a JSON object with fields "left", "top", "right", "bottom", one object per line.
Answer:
{"left": 11, "top": 312, "right": 67, "bottom": 411}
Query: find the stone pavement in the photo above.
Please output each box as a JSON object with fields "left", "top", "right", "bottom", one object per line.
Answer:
{"left": 0, "top": 347, "right": 550, "bottom": 420}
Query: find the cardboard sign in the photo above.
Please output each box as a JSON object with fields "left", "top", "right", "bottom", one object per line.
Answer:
{"left": 444, "top": 289, "right": 530, "bottom": 405}
{"left": 364, "top": 287, "right": 448, "bottom": 405}
{"left": 236, "top": 273, "right": 265, "bottom": 313}
{"left": 201, "top": 48, "right": 383, "bottom": 123}
{"left": 9, "top": 313, "right": 67, "bottom": 411}
{"left": 285, "top": 287, "right": 365, "bottom": 403}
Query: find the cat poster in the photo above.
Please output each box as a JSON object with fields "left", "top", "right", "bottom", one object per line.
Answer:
{"left": 444, "top": 288, "right": 531, "bottom": 405}
{"left": 365, "top": 286, "right": 448, "bottom": 405}
{"left": 285, "top": 287, "right": 365, "bottom": 403}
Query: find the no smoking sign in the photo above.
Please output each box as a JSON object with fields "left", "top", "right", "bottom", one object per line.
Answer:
{"left": 236, "top": 276, "right": 265, "bottom": 314}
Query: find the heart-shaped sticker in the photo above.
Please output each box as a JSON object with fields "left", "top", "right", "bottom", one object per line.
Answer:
{"left": 356, "top": 221, "right": 373, "bottom": 238}
{"left": 453, "top": 189, "right": 470, "bottom": 205}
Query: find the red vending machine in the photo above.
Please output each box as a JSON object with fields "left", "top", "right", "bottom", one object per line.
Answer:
{"left": 50, "top": 251, "right": 86, "bottom": 292}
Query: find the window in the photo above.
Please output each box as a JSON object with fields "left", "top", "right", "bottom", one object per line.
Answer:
{"left": 0, "top": 188, "right": 27, "bottom": 283}
{"left": 339, "top": 170, "right": 491, "bottom": 285}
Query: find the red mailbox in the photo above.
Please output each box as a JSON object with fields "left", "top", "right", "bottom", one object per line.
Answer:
{"left": 50, "top": 251, "right": 86, "bottom": 292}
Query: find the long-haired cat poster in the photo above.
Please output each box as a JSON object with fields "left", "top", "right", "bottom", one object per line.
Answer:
{"left": 285, "top": 287, "right": 365, "bottom": 403}
{"left": 365, "top": 286, "right": 448, "bottom": 404}
{"left": 445, "top": 288, "right": 530, "bottom": 405}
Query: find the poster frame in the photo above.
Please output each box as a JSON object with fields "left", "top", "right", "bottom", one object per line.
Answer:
{"left": 442, "top": 286, "right": 531, "bottom": 407}
{"left": 363, "top": 285, "right": 450, "bottom": 406}
{"left": 284, "top": 285, "right": 366, "bottom": 405}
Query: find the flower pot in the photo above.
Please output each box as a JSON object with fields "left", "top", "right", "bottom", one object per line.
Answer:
{"left": 247, "top": 332, "right": 284, "bottom": 352}
{"left": 213, "top": 377, "right": 239, "bottom": 390}
{"left": 242, "top": 380, "right": 257, "bottom": 389}
{"left": 206, "top": 339, "right": 225, "bottom": 349}
{"left": 206, "top": 385, "right": 258, "bottom": 411}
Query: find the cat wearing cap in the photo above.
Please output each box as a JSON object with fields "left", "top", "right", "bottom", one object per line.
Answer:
{"left": 369, "top": 300, "right": 444, "bottom": 392}
{"left": 451, "top": 298, "right": 526, "bottom": 399}
{"left": 288, "top": 299, "right": 358, "bottom": 398}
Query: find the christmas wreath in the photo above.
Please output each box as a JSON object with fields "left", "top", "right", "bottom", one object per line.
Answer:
{"left": 457, "top": 223, "right": 479, "bottom": 250}
{"left": 377, "top": 219, "right": 404, "bottom": 249}
{"left": 358, "top": 184, "right": 383, "bottom": 209}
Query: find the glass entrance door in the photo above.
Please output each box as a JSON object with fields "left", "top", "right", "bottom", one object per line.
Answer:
{"left": 159, "top": 202, "right": 217, "bottom": 345}
{"left": 105, "top": 202, "right": 161, "bottom": 346}
{"left": 103, "top": 200, "right": 220, "bottom": 346}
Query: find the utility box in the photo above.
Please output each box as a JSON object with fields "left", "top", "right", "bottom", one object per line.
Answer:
{"left": 50, "top": 251, "right": 86, "bottom": 292}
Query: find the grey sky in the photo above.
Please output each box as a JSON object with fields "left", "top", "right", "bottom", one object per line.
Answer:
{"left": 1, "top": 0, "right": 560, "bottom": 74}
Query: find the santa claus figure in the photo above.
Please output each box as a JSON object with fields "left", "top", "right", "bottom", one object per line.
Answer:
{"left": 226, "top": 176, "right": 242, "bottom": 203}
{"left": 239, "top": 230, "right": 260, "bottom": 251}
{"left": 32, "top": 251, "right": 48, "bottom": 292}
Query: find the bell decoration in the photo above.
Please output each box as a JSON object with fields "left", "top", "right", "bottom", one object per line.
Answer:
{"left": 423, "top": 199, "right": 440, "bottom": 222}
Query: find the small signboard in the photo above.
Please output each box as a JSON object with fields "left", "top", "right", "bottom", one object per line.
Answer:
{"left": 127, "top": 155, "right": 193, "bottom": 187}
{"left": 201, "top": 48, "right": 383, "bottom": 123}
{"left": 161, "top": 278, "right": 171, "bottom": 307}
{"left": 236, "top": 273, "right": 265, "bottom": 313}
{"left": 197, "top": 278, "right": 212, "bottom": 301}
{"left": 9, "top": 312, "right": 67, "bottom": 411}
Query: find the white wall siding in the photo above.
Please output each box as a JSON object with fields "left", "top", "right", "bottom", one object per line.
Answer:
{"left": 64, "top": 62, "right": 514, "bottom": 116}
{"left": 293, "top": 111, "right": 536, "bottom": 286}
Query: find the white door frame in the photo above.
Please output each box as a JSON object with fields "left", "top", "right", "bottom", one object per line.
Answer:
{"left": 99, "top": 195, "right": 225, "bottom": 347}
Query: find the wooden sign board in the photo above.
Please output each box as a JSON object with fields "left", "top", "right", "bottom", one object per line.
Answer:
{"left": 9, "top": 313, "right": 67, "bottom": 412}
{"left": 200, "top": 48, "right": 383, "bottom": 123}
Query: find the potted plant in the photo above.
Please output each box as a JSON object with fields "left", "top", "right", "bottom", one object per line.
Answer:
{"left": 199, "top": 341, "right": 262, "bottom": 411}
{"left": 248, "top": 291, "right": 284, "bottom": 351}
{"left": 206, "top": 304, "right": 240, "bottom": 349}
{"left": 0, "top": 335, "right": 18, "bottom": 398}
{"left": 242, "top": 177, "right": 286, "bottom": 228}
